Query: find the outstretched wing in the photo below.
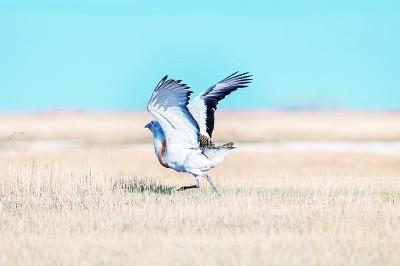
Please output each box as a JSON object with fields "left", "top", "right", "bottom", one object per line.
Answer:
{"left": 147, "top": 76, "right": 200, "bottom": 149}
{"left": 188, "top": 72, "right": 252, "bottom": 138}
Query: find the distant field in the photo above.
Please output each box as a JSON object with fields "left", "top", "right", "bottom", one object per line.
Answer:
{"left": 1, "top": 111, "right": 400, "bottom": 145}
{"left": 0, "top": 111, "right": 399, "bottom": 265}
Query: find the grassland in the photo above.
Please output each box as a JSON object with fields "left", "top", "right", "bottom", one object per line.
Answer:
{"left": 0, "top": 111, "right": 399, "bottom": 265}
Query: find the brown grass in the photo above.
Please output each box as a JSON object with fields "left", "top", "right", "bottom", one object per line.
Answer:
{"left": 0, "top": 111, "right": 399, "bottom": 265}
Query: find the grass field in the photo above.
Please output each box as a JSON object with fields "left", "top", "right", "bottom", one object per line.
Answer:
{"left": 1, "top": 111, "right": 400, "bottom": 265}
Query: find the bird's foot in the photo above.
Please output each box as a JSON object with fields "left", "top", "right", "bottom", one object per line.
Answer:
{"left": 177, "top": 184, "right": 199, "bottom": 191}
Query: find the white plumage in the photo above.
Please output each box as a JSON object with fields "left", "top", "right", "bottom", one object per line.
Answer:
{"left": 145, "top": 72, "right": 252, "bottom": 192}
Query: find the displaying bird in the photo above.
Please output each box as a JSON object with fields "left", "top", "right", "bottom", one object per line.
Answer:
{"left": 145, "top": 72, "right": 252, "bottom": 192}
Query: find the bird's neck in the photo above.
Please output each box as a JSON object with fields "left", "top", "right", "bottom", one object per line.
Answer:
{"left": 153, "top": 134, "right": 164, "bottom": 155}
{"left": 152, "top": 128, "right": 168, "bottom": 168}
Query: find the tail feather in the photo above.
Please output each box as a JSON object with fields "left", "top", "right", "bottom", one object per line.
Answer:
{"left": 221, "top": 142, "right": 235, "bottom": 148}
{"left": 202, "top": 141, "right": 235, "bottom": 168}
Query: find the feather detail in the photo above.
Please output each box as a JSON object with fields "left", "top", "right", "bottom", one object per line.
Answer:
{"left": 221, "top": 142, "right": 234, "bottom": 148}
{"left": 161, "top": 139, "right": 168, "bottom": 155}
{"left": 188, "top": 72, "right": 252, "bottom": 138}
{"left": 199, "top": 134, "right": 215, "bottom": 150}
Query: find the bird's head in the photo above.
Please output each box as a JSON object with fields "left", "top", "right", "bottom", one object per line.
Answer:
{"left": 144, "top": 120, "right": 161, "bottom": 134}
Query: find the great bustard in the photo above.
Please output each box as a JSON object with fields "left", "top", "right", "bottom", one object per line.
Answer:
{"left": 145, "top": 72, "right": 252, "bottom": 192}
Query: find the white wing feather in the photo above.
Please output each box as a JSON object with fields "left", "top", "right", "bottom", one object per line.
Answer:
{"left": 147, "top": 76, "right": 200, "bottom": 150}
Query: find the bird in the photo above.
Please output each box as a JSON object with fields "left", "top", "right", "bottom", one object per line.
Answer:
{"left": 145, "top": 72, "right": 252, "bottom": 192}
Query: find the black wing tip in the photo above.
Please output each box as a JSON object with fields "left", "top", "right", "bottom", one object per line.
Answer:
{"left": 221, "top": 71, "right": 253, "bottom": 84}
{"left": 155, "top": 75, "right": 192, "bottom": 91}
{"left": 232, "top": 71, "right": 253, "bottom": 80}
{"left": 160, "top": 75, "right": 169, "bottom": 84}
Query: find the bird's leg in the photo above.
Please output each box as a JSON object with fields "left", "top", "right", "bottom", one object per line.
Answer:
{"left": 203, "top": 174, "right": 218, "bottom": 193}
{"left": 177, "top": 176, "right": 200, "bottom": 191}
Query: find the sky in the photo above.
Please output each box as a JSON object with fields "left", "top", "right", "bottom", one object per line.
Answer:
{"left": 0, "top": 0, "right": 399, "bottom": 111}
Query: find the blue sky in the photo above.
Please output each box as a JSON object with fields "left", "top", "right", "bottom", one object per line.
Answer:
{"left": 1, "top": 0, "right": 399, "bottom": 111}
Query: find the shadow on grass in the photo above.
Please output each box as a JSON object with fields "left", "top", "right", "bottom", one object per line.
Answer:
{"left": 113, "top": 178, "right": 175, "bottom": 195}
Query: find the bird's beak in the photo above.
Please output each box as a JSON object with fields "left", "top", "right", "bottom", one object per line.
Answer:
{"left": 145, "top": 122, "right": 151, "bottom": 129}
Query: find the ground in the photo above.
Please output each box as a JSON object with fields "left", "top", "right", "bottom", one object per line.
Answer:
{"left": 0, "top": 111, "right": 399, "bottom": 265}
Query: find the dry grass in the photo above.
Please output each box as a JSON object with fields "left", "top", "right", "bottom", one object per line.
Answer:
{"left": 0, "top": 111, "right": 400, "bottom": 265}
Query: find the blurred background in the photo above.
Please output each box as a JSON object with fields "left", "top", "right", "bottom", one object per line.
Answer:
{"left": 1, "top": 0, "right": 399, "bottom": 112}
